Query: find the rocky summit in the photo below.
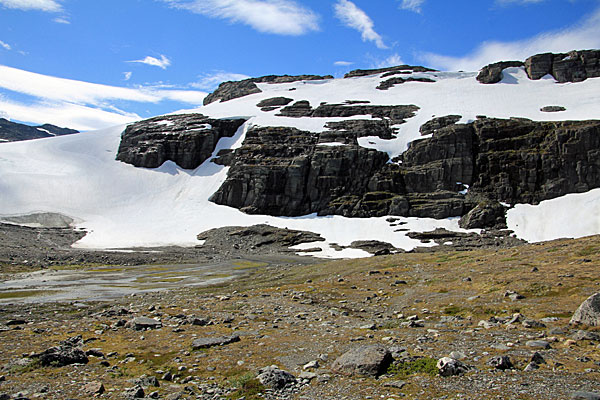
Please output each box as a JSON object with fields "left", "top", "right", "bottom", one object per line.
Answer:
{"left": 0, "top": 118, "right": 78, "bottom": 142}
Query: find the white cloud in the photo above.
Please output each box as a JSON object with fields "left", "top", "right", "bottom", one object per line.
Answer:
{"left": 399, "top": 0, "right": 424, "bottom": 13}
{"left": 0, "top": 0, "right": 62, "bottom": 12}
{"left": 127, "top": 55, "right": 172, "bottom": 70}
{"left": 334, "top": 61, "right": 354, "bottom": 66}
{"left": 0, "top": 64, "right": 208, "bottom": 131}
{"left": 163, "top": 0, "right": 319, "bottom": 36}
{"left": 191, "top": 71, "right": 252, "bottom": 90}
{"left": 53, "top": 16, "right": 70, "bottom": 24}
{"left": 334, "top": 0, "right": 387, "bottom": 49}
{"left": 374, "top": 54, "right": 404, "bottom": 68}
{"left": 123, "top": 72, "right": 132, "bottom": 81}
{"left": 0, "top": 40, "right": 11, "bottom": 51}
{"left": 420, "top": 6, "right": 600, "bottom": 72}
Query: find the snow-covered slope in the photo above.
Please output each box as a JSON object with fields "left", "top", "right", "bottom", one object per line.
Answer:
{"left": 1, "top": 66, "right": 599, "bottom": 256}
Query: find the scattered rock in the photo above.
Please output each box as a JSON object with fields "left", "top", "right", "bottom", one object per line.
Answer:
{"left": 572, "top": 392, "right": 600, "bottom": 400}
{"left": 83, "top": 381, "right": 105, "bottom": 395}
{"left": 573, "top": 330, "right": 600, "bottom": 341}
{"left": 331, "top": 344, "right": 392, "bottom": 377}
{"left": 526, "top": 340, "right": 551, "bottom": 349}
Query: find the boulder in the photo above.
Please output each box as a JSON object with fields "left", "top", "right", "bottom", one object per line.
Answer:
{"left": 191, "top": 335, "right": 240, "bottom": 349}
{"left": 572, "top": 392, "right": 600, "bottom": 400}
{"left": 525, "top": 50, "right": 600, "bottom": 83}
{"left": 459, "top": 202, "right": 507, "bottom": 229}
{"left": 331, "top": 344, "right": 392, "bottom": 377}
{"left": 571, "top": 293, "right": 600, "bottom": 326}
{"left": 125, "top": 317, "right": 162, "bottom": 331}
{"left": 437, "top": 357, "right": 469, "bottom": 376}
{"left": 35, "top": 336, "right": 88, "bottom": 367}
{"left": 256, "top": 365, "right": 296, "bottom": 390}
{"left": 488, "top": 355, "right": 513, "bottom": 370}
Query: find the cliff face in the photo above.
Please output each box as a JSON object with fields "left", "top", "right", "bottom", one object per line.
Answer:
{"left": 209, "top": 116, "right": 600, "bottom": 227}
{"left": 116, "top": 114, "right": 246, "bottom": 169}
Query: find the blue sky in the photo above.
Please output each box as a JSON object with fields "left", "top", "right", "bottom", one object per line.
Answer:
{"left": 0, "top": 0, "right": 599, "bottom": 130}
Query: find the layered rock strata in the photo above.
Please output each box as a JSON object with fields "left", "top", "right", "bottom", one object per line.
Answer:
{"left": 116, "top": 114, "right": 246, "bottom": 169}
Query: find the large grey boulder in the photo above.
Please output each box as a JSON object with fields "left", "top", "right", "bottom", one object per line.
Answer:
{"left": 331, "top": 345, "right": 392, "bottom": 377}
{"left": 125, "top": 317, "right": 162, "bottom": 331}
{"left": 570, "top": 293, "right": 600, "bottom": 326}
{"left": 256, "top": 365, "right": 296, "bottom": 390}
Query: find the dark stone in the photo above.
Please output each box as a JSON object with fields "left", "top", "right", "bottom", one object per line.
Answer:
{"left": 203, "top": 74, "right": 333, "bottom": 105}
{"left": 376, "top": 77, "right": 435, "bottom": 90}
{"left": 277, "top": 100, "right": 314, "bottom": 117}
{"left": 331, "top": 345, "right": 392, "bottom": 377}
{"left": 488, "top": 355, "right": 513, "bottom": 370}
{"left": 257, "top": 97, "right": 293, "bottom": 111}
{"left": 477, "top": 61, "right": 524, "bottom": 84}
{"left": 34, "top": 336, "right": 89, "bottom": 367}
{"left": 191, "top": 335, "right": 240, "bottom": 349}
{"left": 0, "top": 118, "right": 78, "bottom": 142}
{"left": 344, "top": 65, "right": 437, "bottom": 78}
{"left": 572, "top": 392, "right": 600, "bottom": 400}
{"left": 525, "top": 53, "right": 554, "bottom": 80}
{"left": 116, "top": 114, "right": 246, "bottom": 169}
{"left": 277, "top": 102, "right": 419, "bottom": 124}
{"left": 541, "top": 106, "right": 567, "bottom": 113}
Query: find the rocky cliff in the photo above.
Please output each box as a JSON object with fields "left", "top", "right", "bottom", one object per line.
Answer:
{"left": 209, "top": 116, "right": 600, "bottom": 228}
{"left": 116, "top": 114, "right": 246, "bottom": 169}
{"left": 0, "top": 118, "right": 78, "bottom": 142}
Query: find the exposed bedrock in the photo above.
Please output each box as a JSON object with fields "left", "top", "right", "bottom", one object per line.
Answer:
{"left": 344, "top": 65, "right": 437, "bottom": 78}
{"left": 203, "top": 74, "right": 333, "bottom": 105}
{"left": 477, "top": 49, "right": 600, "bottom": 84}
{"left": 116, "top": 114, "right": 246, "bottom": 169}
{"left": 276, "top": 102, "right": 420, "bottom": 125}
{"left": 210, "top": 116, "right": 600, "bottom": 227}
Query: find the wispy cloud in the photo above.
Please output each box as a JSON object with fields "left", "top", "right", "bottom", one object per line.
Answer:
{"left": 0, "top": 0, "right": 62, "bottom": 12}
{"left": 334, "top": 61, "right": 354, "bottom": 66}
{"left": 53, "top": 16, "right": 70, "bottom": 24}
{"left": 191, "top": 71, "right": 252, "bottom": 90}
{"left": 334, "top": 0, "right": 386, "bottom": 49}
{"left": 0, "top": 64, "right": 208, "bottom": 130}
{"left": 123, "top": 72, "right": 132, "bottom": 81}
{"left": 373, "top": 54, "right": 404, "bottom": 68}
{"left": 420, "top": 6, "right": 600, "bottom": 71}
{"left": 0, "top": 40, "right": 11, "bottom": 51}
{"left": 399, "top": 0, "right": 424, "bottom": 13}
{"left": 127, "top": 55, "right": 172, "bottom": 70}
{"left": 162, "top": 0, "right": 319, "bottom": 36}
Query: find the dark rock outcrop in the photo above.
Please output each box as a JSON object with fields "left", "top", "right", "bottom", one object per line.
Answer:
{"left": 477, "top": 61, "right": 524, "bottom": 84}
{"left": 116, "top": 114, "right": 246, "bottom": 169}
{"left": 0, "top": 118, "right": 78, "bottom": 142}
{"left": 203, "top": 74, "right": 333, "bottom": 105}
{"left": 525, "top": 50, "right": 600, "bottom": 82}
{"left": 419, "top": 115, "right": 462, "bottom": 136}
{"left": 540, "top": 106, "right": 566, "bottom": 113}
{"left": 210, "top": 115, "right": 600, "bottom": 227}
{"left": 277, "top": 102, "right": 420, "bottom": 125}
{"left": 376, "top": 77, "right": 435, "bottom": 90}
{"left": 478, "top": 49, "right": 600, "bottom": 84}
{"left": 257, "top": 97, "right": 294, "bottom": 111}
{"left": 344, "top": 65, "right": 437, "bottom": 78}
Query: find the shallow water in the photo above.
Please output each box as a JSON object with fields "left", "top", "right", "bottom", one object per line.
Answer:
{"left": 0, "top": 260, "right": 253, "bottom": 303}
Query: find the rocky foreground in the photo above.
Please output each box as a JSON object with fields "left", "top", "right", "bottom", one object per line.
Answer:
{"left": 1, "top": 235, "right": 599, "bottom": 399}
